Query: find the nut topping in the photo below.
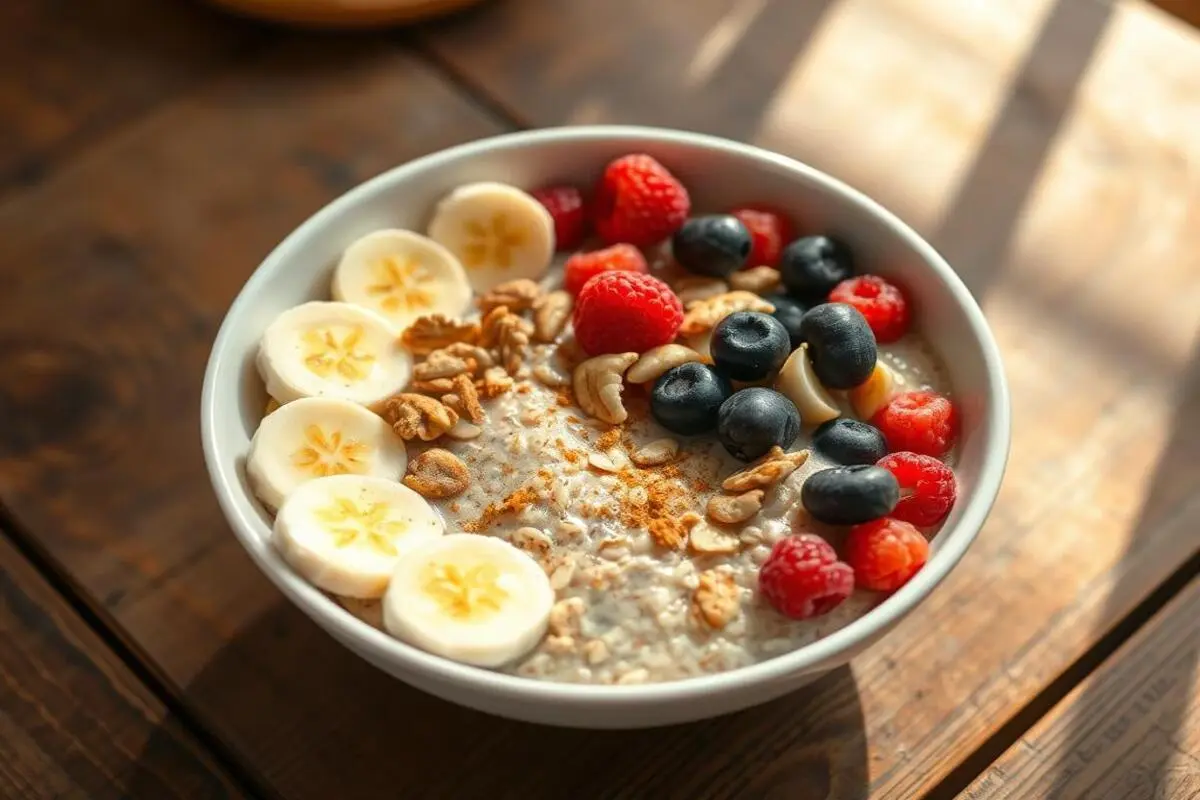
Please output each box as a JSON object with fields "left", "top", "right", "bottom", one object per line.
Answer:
{"left": 479, "top": 279, "right": 542, "bottom": 315}
{"left": 383, "top": 393, "right": 458, "bottom": 441}
{"left": 400, "top": 314, "right": 479, "bottom": 355}
{"left": 729, "top": 265, "right": 782, "bottom": 295}
{"left": 573, "top": 352, "right": 637, "bottom": 424}
{"left": 532, "top": 290, "right": 573, "bottom": 342}
{"left": 688, "top": 521, "right": 742, "bottom": 555}
{"left": 413, "top": 350, "right": 470, "bottom": 381}
{"left": 673, "top": 276, "right": 730, "bottom": 306}
{"left": 647, "top": 512, "right": 701, "bottom": 550}
{"left": 403, "top": 449, "right": 470, "bottom": 499}
{"left": 707, "top": 490, "right": 765, "bottom": 525}
{"left": 626, "top": 344, "right": 704, "bottom": 384}
{"left": 722, "top": 446, "right": 810, "bottom": 492}
{"left": 692, "top": 571, "right": 740, "bottom": 629}
{"left": 679, "top": 291, "right": 775, "bottom": 337}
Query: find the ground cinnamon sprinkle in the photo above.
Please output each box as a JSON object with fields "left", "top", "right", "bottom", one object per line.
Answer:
{"left": 615, "top": 463, "right": 693, "bottom": 531}
{"left": 517, "top": 383, "right": 531, "bottom": 394}
{"left": 462, "top": 485, "right": 539, "bottom": 532}
{"left": 596, "top": 428, "right": 622, "bottom": 451}
{"left": 554, "top": 438, "right": 582, "bottom": 464}
{"left": 555, "top": 386, "right": 575, "bottom": 407}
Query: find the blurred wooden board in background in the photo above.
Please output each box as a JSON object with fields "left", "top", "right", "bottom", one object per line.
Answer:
{"left": 0, "top": 0, "right": 1196, "bottom": 798}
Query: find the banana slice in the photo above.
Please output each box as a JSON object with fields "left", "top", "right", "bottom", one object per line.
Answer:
{"left": 776, "top": 343, "right": 841, "bottom": 425}
{"left": 849, "top": 360, "right": 898, "bottom": 419}
{"left": 332, "top": 229, "right": 472, "bottom": 331}
{"left": 383, "top": 534, "right": 554, "bottom": 668}
{"left": 258, "top": 301, "right": 412, "bottom": 406}
{"left": 273, "top": 474, "right": 444, "bottom": 599}
{"left": 426, "top": 181, "right": 555, "bottom": 293}
{"left": 247, "top": 397, "right": 408, "bottom": 511}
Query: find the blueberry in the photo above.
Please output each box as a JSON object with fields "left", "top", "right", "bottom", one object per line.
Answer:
{"left": 651, "top": 362, "right": 733, "bottom": 436}
{"left": 711, "top": 311, "right": 791, "bottom": 382}
{"left": 672, "top": 215, "right": 752, "bottom": 278}
{"left": 717, "top": 387, "right": 801, "bottom": 461}
{"left": 801, "top": 465, "right": 899, "bottom": 525}
{"left": 779, "top": 235, "right": 854, "bottom": 303}
{"left": 765, "top": 293, "right": 808, "bottom": 349}
{"left": 798, "top": 303, "right": 877, "bottom": 389}
{"left": 812, "top": 418, "right": 888, "bottom": 465}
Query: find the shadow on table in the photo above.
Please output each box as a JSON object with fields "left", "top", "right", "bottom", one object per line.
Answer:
{"left": 124, "top": 600, "right": 869, "bottom": 799}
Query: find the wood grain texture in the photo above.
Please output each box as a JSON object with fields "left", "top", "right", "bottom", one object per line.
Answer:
{"left": 963, "top": 577, "right": 1200, "bottom": 799}
{"left": 0, "top": 0, "right": 260, "bottom": 192}
{"left": 0, "top": 532, "right": 242, "bottom": 799}
{"left": 420, "top": 0, "right": 1200, "bottom": 795}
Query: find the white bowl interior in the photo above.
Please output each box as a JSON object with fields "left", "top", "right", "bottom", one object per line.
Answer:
{"left": 202, "top": 126, "right": 1009, "bottom": 722}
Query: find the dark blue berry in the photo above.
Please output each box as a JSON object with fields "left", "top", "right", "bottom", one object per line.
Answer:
{"left": 801, "top": 465, "right": 898, "bottom": 525}
{"left": 650, "top": 362, "right": 733, "bottom": 436}
{"left": 711, "top": 311, "right": 791, "bottom": 382}
{"left": 812, "top": 418, "right": 888, "bottom": 465}
{"left": 779, "top": 235, "right": 853, "bottom": 303}
{"left": 765, "top": 293, "right": 807, "bottom": 350}
{"left": 672, "top": 215, "right": 752, "bottom": 278}
{"left": 798, "top": 303, "right": 877, "bottom": 389}
{"left": 716, "top": 387, "right": 801, "bottom": 462}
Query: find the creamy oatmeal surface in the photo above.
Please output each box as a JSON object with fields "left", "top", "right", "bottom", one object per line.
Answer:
{"left": 338, "top": 335, "right": 950, "bottom": 685}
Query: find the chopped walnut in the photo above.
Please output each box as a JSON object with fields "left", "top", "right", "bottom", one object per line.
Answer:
{"left": 692, "top": 571, "right": 740, "bottom": 629}
{"left": 451, "top": 373, "right": 485, "bottom": 424}
{"left": 383, "top": 393, "right": 458, "bottom": 441}
{"left": 479, "top": 279, "right": 542, "bottom": 315}
{"left": 480, "top": 305, "right": 532, "bottom": 374}
{"left": 400, "top": 314, "right": 479, "bottom": 355}
{"left": 479, "top": 366, "right": 514, "bottom": 398}
{"left": 439, "top": 342, "right": 494, "bottom": 373}
{"left": 574, "top": 352, "right": 637, "bottom": 424}
{"left": 410, "top": 377, "right": 456, "bottom": 395}
{"left": 413, "top": 350, "right": 471, "bottom": 381}
{"left": 532, "top": 290, "right": 572, "bottom": 342}
{"left": 647, "top": 512, "right": 701, "bottom": 550}
{"left": 722, "top": 447, "right": 810, "bottom": 492}
{"left": 444, "top": 419, "right": 483, "bottom": 440}
{"left": 707, "top": 490, "right": 765, "bottom": 525}
{"left": 729, "top": 265, "right": 782, "bottom": 294}
{"left": 403, "top": 449, "right": 470, "bottom": 498}
{"left": 679, "top": 291, "right": 776, "bottom": 336}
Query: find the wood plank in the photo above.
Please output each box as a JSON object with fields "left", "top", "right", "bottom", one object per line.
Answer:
{"left": 424, "top": 1, "right": 1200, "bottom": 796}
{"left": 963, "top": 577, "right": 1200, "bottom": 799}
{"left": 0, "top": 531, "right": 244, "bottom": 799}
{"left": 0, "top": 0, "right": 260, "bottom": 192}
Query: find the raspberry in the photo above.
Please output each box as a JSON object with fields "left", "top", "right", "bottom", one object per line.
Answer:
{"left": 877, "top": 451, "right": 957, "bottom": 527}
{"left": 758, "top": 534, "right": 855, "bottom": 620}
{"left": 872, "top": 390, "right": 958, "bottom": 457}
{"left": 593, "top": 154, "right": 690, "bottom": 247}
{"left": 531, "top": 185, "right": 588, "bottom": 251}
{"left": 728, "top": 205, "right": 794, "bottom": 268}
{"left": 563, "top": 244, "right": 648, "bottom": 296}
{"left": 844, "top": 518, "right": 928, "bottom": 592}
{"left": 829, "top": 275, "right": 910, "bottom": 343}
{"left": 573, "top": 271, "right": 683, "bottom": 356}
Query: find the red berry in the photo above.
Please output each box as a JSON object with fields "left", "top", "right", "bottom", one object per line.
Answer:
{"left": 758, "top": 534, "right": 855, "bottom": 620}
{"left": 829, "top": 275, "right": 910, "bottom": 343}
{"left": 593, "top": 154, "right": 690, "bottom": 247}
{"left": 876, "top": 451, "right": 957, "bottom": 527}
{"left": 563, "top": 244, "right": 648, "bottom": 296}
{"left": 872, "top": 390, "right": 958, "bottom": 457}
{"left": 573, "top": 271, "right": 683, "bottom": 356}
{"left": 728, "top": 205, "right": 795, "bottom": 268}
{"left": 844, "top": 518, "right": 928, "bottom": 592}
{"left": 532, "top": 185, "right": 588, "bottom": 251}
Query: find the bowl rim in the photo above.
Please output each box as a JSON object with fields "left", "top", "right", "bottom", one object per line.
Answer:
{"left": 201, "top": 124, "right": 1011, "bottom": 707}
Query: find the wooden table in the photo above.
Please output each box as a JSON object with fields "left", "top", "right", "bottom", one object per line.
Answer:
{"left": 1, "top": 0, "right": 1197, "bottom": 797}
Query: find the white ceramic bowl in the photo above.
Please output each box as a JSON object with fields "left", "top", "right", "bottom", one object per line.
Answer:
{"left": 201, "top": 125, "right": 1011, "bottom": 728}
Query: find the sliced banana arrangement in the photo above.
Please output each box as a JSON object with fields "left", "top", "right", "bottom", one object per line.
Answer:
{"left": 426, "top": 181, "right": 555, "bottom": 293}
{"left": 258, "top": 301, "right": 412, "bottom": 406}
{"left": 383, "top": 534, "right": 554, "bottom": 668}
{"left": 273, "top": 474, "right": 444, "bottom": 599}
{"left": 849, "top": 360, "right": 899, "bottom": 419}
{"left": 247, "top": 397, "right": 408, "bottom": 511}
{"left": 776, "top": 343, "right": 842, "bottom": 425}
{"left": 332, "top": 229, "right": 472, "bottom": 332}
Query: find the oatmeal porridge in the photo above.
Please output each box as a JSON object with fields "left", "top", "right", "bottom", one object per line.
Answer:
{"left": 245, "top": 154, "right": 962, "bottom": 686}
